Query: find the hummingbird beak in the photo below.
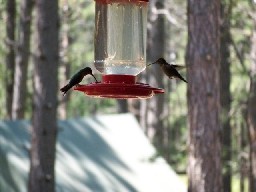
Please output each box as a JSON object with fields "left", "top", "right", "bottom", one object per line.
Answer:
{"left": 147, "top": 62, "right": 157, "bottom": 67}
{"left": 91, "top": 74, "right": 99, "bottom": 83}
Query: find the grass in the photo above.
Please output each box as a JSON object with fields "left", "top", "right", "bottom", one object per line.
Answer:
{"left": 178, "top": 174, "right": 249, "bottom": 192}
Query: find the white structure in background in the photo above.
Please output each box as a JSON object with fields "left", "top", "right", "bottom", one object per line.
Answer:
{"left": 0, "top": 114, "right": 187, "bottom": 192}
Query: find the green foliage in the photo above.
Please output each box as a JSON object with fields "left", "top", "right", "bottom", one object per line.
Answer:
{"left": 168, "top": 82, "right": 188, "bottom": 170}
{"left": 0, "top": 0, "right": 7, "bottom": 118}
{"left": 229, "top": 1, "right": 252, "bottom": 178}
{"left": 60, "top": 0, "right": 95, "bottom": 67}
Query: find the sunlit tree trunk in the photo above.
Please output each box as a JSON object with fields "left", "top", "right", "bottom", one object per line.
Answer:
{"left": 143, "top": 0, "right": 165, "bottom": 148}
{"left": 58, "top": 60, "right": 70, "bottom": 119}
{"left": 58, "top": 3, "right": 72, "bottom": 119}
{"left": 29, "top": 0, "right": 59, "bottom": 191}
{"left": 5, "top": 0, "right": 16, "bottom": 119}
{"left": 248, "top": 13, "right": 256, "bottom": 192}
{"left": 186, "top": 0, "right": 222, "bottom": 192}
{"left": 139, "top": 71, "right": 148, "bottom": 132}
{"left": 117, "top": 100, "right": 128, "bottom": 113}
{"left": 240, "top": 108, "right": 247, "bottom": 192}
{"left": 220, "top": 1, "right": 232, "bottom": 192}
{"left": 12, "top": 0, "right": 34, "bottom": 119}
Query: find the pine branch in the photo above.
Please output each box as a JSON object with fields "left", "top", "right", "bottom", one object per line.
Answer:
{"left": 151, "top": 7, "right": 182, "bottom": 27}
{"left": 230, "top": 37, "right": 250, "bottom": 76}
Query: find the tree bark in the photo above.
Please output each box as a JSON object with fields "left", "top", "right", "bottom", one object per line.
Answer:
{"left": 220, "top": 2, "right": 232, "bottom": 192}
{"left": 12, "top": 0, "right": 34, "bottom": 119}
{"left": 248, "top": 15, "right": 256, "bottom": 192}
{"left": 186, "top": 1, "right": 222, "bottom": 192}
{"left": 5, "top": 0, "right": 16, "bottom": 119}
{"left": 29, "top": 0, "right": 59, "bottom": 191}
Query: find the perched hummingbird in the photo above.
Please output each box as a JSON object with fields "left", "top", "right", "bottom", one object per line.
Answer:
{"left": 60, "top": 67, "right": 98, "bottom": 95}
{"left": 148, "top": 58, "right": 187, "bottom": 83}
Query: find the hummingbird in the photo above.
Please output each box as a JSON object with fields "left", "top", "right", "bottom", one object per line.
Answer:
{"left": 60, "top": 67, "right": 98, "bottom": 95}
{"left": 148, "top": 58, "right": 187, "bottom": 83}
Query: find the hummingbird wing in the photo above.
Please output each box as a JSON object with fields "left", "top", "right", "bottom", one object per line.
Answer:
{"left": 60, "top": 72, "right": 84, "bottom": 95}
{"left": 162, "top": 64, "right": 187, "bottom": 83}
{"left": 171, "top": 64, "right": 187, "bottom": 71}
{"left": 68, "top": 71, "right": 85, "bottom": 87}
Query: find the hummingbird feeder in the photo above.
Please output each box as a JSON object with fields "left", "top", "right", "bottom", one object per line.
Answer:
{"left": 74, "top": 0, "right": 164, "bottom": 99}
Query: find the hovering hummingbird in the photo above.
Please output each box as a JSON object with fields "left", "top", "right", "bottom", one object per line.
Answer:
{"left": 60, "top": 67, "right": 98, "bottom": 96}
{"left": 148, "top": 58, "right": 187, "bottom": 83}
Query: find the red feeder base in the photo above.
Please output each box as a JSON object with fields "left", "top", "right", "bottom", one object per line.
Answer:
{"left": 74, "top": 74, "right": 164, "bottom": 99}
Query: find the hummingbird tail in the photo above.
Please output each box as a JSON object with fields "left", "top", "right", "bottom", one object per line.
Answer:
{"left": 179, "top": 76, "right": 188, "bottom": 83}
{"left": 60, "top": 84, "right": 72, "bottom": 95}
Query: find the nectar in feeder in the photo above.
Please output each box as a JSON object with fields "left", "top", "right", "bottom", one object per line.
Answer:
{"left": 75, "top": 0, "right": 164, "bottom": 99}
{"left": 94, "top": 0, "right": 148, "bottom": 75}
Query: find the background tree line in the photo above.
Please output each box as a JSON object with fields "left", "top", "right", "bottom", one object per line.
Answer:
{"left": 1, "top": 0, "right": 256, "bottom": 191}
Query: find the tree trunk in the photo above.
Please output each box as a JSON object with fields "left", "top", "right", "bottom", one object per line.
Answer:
{"left": 248, "top": 15, "right": 256, "bottom": 192}
{"left": 144, "top": 0, "right": 165, "bottom": 147}
{"left": 117, "top": 100, "right": 128, "bottom": 113}
{"left": 12, "top": 0, "right": 34, "bottom": 119}
{"left": 240, "top": 108, "right": 247, "bottom": 192}
{"left": 58, "top": 5, "right": 72, "bottom": 119}
{"left": 29, "top": 0, "right": 59, "bottom": 191}
{"left": 186, "top": 1, "right": 222, "bottom": 192}
{"left": 139, "top": 72, "right": 148, "bottom": 132}
{"left": 58, "top": 62, "right": 70, "bottom": 119}
{"left": 5, "top": 0, "right": 16, "bottom": 119}
{"left": 220, "top": 2, "right": 232, "bottom": 192}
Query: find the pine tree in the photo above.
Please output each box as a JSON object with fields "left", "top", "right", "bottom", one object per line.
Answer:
{"left": 29, "top": 0, "right": 59, "bottom": 191}
{"left": 186, "top": 0, "right": 222, "bottom": 191}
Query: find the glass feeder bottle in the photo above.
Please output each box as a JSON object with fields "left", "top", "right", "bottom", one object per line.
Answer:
{"left": 94, "top": 0, "right": 148, "bottom": 76}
